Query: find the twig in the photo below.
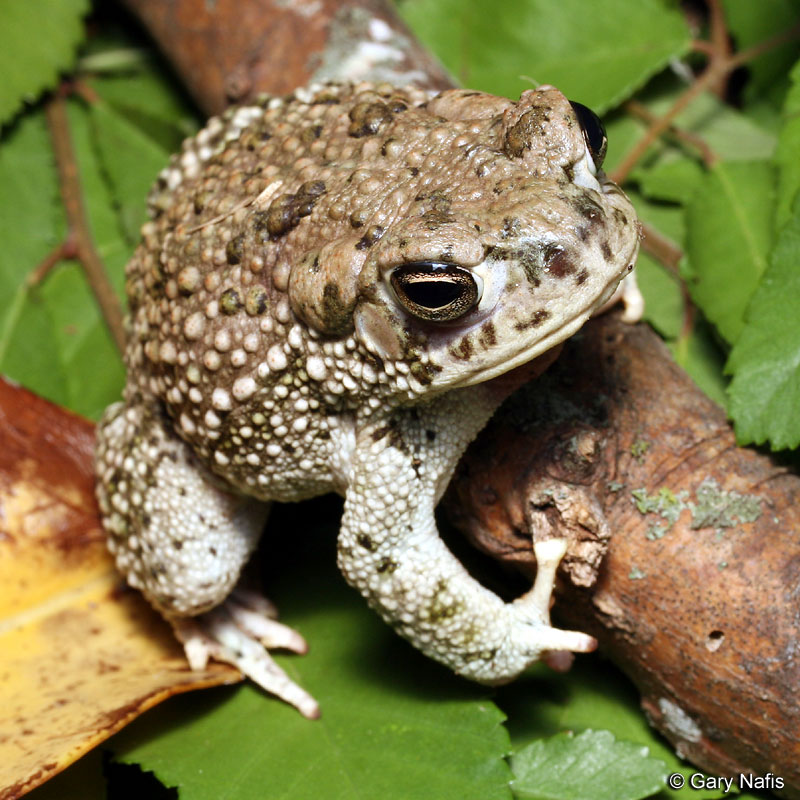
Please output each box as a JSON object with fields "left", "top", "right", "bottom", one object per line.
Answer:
{"left": 44, "top": 92, "right": 126, "bottom": 353}
{"left": 624, "top": 100, "right": 718, "bottom": 167}
{"left": 640, "top": 223, "right": 683, "bottom": 275}
{"left": 611, "top": 21, "right": 800, "bottom": 184}
{"left": 691, "top": 40, "right": 716, "bottom": 58}
{"left": 706, "top": 0, "right": 732, "bottom": 97}
{"left": 29, "top": 235, "right": 78, "bottom": 286}
{"left": 639, "top": 223, "right": 695, "bottom": 342}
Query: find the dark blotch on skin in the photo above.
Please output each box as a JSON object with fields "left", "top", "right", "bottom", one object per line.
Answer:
{"left": 355, "top": 225, "right": 386, "bottom": 250}
{"left": 252, "top": 211, "right": 271, "bottom": 244}
{"left": 245, "top": 286, "right": 269, "bottom": 316}
{"left": 365, "top": 352, "right": 385, "bottom": 374}
{"left": 348, "top": 101, "right": 393, "bottom": 137}
{"left": 486, "top": 242, "right": 542, "bottom": 287}
{"left": 410, "top": 360, "right": 438, "bottom": 386}
{"left": 265, "top": 180, "right": 327, "bottom": 237}
{"left": 377, "top": 557, "right": 398, "bottom": 574}
{"left": 601, "top": 240, "right": 612, "bottom": 261}
{"left": 543, "top": 244, "right": 575, "bottom": 278}
{"left": 532, "top": 309, "right": 551, "bottom": 326}
{"left": 505, "top": 107, "right": 550, "bottom": 158}
{"left": 502, "top": 217, "right": 521, "bottom": 238}
{"left": 425, "top": 429, "right": 436, "bottom": 442}
{"left": 301, "top": 124, "right": 323, "bottom": 144}
{"left": 440, "top": 244, "right": 455, "bottom": 263}
{"left": 515, "top": 309, "right": 551, "bottom": 331}
{"left": 311, "top": 89, "right": 342, "bottom": 105}
{"left": 516, "top": 243, "right": 542, "bottom": 286}
{"left": 576, "top": 195, "right": 606, "bottom": 226}
{"left": 226, "top": 234, "right": 244, "bottom": 265}
{"left": 478, "top": 321, "right": 497, "bottom": 349}
{"left": 301, "top": 179, "right": 327, "bottom": 198}
{"left": 238, "top": 126, "right": 273, "bottom": 150}
{"left": 420, "top": 190, "right": 454, "bottom": 229}
{"left": 576, "top": 269, "right": 589, "bottom": 285}
{"left": 193, "top": 191, "right": 211, "bottom": 214}
{"left": 219, "top": 288, "right": 243, "bottom": 315}
{"left": 371, "top": 425, "right": 392, "bottom": 442}
{"left": 428, "top": 578, "right": 460, "bottom": 622}
{"left": 356, "top": 534, "right": 376, "bottom": 551}
{"left": 321, "top": 282, "right": 354, "bottom": 334}
{"left": 449, "top": 335, "right": 473, "bottom": 360}
{"left": 349, "top": 210, "right": 367, "bottom": 228}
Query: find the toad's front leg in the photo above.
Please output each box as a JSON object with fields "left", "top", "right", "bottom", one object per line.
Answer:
{"left": 95, "top": 397, "right": 319, "bottom": 717}
{"left": 337, "top": 390, "right": 595, "bottom": 684}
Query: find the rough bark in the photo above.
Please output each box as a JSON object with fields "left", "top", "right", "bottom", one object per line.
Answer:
{"left": 119, "top": 0, "right": 453, "bottom": 114}
{"left": 111, "top": 0, "right": 799, "bottom": 793}
{"left": 447, "top": 315, "right": 800, "bottom": 796}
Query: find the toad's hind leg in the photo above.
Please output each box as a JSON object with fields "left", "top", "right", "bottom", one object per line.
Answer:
{"left": 95, "top": 398, "right": 319, "bottom": 718}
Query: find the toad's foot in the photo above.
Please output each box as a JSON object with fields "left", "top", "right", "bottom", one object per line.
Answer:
{"left": 516, "top": 538, "right": 596, "bottom": 672}
{"left": 172, "top": 591, "right": 319, "bottom": 719}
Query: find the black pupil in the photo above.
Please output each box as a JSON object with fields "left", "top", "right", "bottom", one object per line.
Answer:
{"left": 404, "top": 279, "right": 461, "bottom": 309}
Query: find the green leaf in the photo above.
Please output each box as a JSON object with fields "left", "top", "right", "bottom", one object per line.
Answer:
{"left": 510, "top": 729, "right": 667, "bottom": 800}
{"left": 775, "top": 57, "right": 800, "bottom": 230}
{"left": 0, "top": 111, "right": 71, "bottom": 403}
{"left": 398, "top": 0, "right": 690, "bottom": 112}
{"left": 674, "top": 93, "right": 777, "bottom": 163}
{"left": 684, "top": 160, "right": 776, "bottom": 344}
{"left": 0, "top": 0, "right": 90, "bottom": 127}
{"left": 498, "top": 659, "right": 730, "bottom": 800}
{"left": 87, "top": 96, "right": 172, "bottom": 243}
{"left": 637, "top": 159, "right": 706, "bottom": 205}
{"left": 636, "top": 254, "right": 684, "bottom": 341}
{"left": 669, "top": 318, "right": 729, "bottom": 410}
{"left": 112, "top": 532, "right": 513, "bottom": 800}
{"left": 727, "top": 200, "right": 800, "bottom": 449}
{"left": 622, "top": 188, "right": 686, "bottom": 342}
{"left": 86, "top": 58, "right": 199, "bottom": 151}
{"left": 0, "top": 97, "right": 129, "bottom": 419}
{"left": 722, "top": 0, "right": 800, "bottom": 107}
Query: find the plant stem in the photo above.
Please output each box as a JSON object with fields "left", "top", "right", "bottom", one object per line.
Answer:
{"left": 44, "top": 92, "right": 126, "bottom": 354}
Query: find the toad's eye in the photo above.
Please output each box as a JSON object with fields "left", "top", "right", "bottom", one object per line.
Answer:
{"left": 569, "top": 101, "right": 607, "bottom": 170}
{"left": 390, "top": 262, "right": 481, "bottom": 322}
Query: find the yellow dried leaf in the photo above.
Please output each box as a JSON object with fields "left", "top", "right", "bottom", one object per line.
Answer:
{"left": 0, "top": 378, "right": 239, "bottom": 799}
